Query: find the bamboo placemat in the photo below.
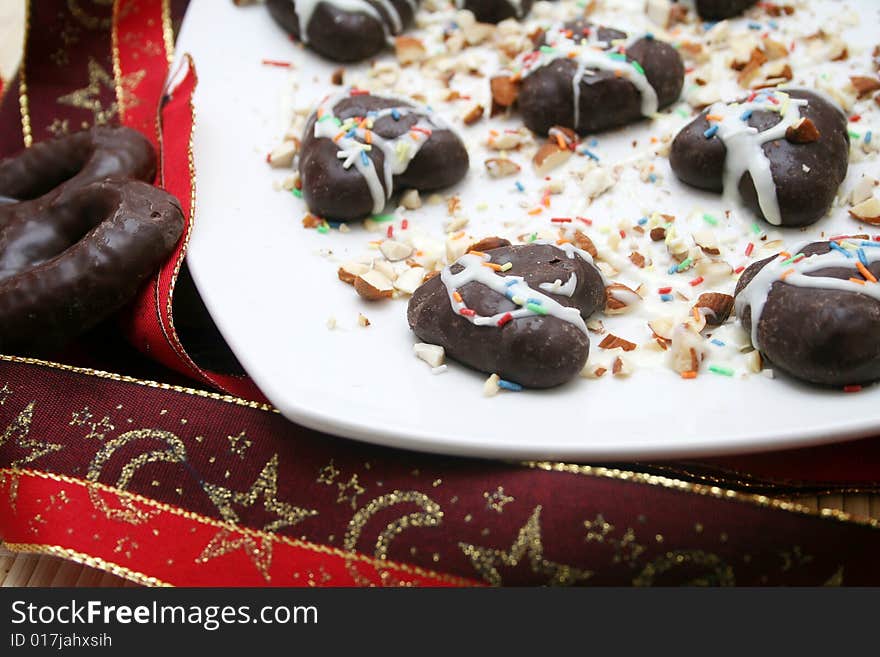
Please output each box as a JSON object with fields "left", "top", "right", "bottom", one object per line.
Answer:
{"left": 2, "top": 493, "right": 878, "bottom": 587}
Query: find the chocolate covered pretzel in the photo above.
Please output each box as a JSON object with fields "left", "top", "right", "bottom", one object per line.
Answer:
{"left": 0, "top": 127, "right": 184, "bottom": 353}
{"left": 492, "top": 20, "right": 684, "bottom": 136}
{"left": 670, "top": 89, "right": 849, "bottom": 227}
{"left": 267, "top": 0, "right": 419, "bottom": 63}
{"left": 408, "top": 241, "right": 606, "bottom": 388}
{"left": 299, "top": 89, "right": 469, "bottom": 221}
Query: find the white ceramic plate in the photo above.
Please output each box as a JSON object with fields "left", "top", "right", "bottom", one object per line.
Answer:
{"left": 179, "top": 0, "right": 880, "bottom": 459}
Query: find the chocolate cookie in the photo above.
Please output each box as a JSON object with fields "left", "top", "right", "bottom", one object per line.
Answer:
{"left": 299, "top": 89, "right": 469, "bottom": 221}
{"left": 267, "top": 0, "right": 419, "bottom": 63}
{"left": 493, "top": 20, "right": 684, "bottom": 136}
{"left": 0, "top": 128, "right": 184, "bottom": 353}
{"left": 691, "top": 0, "right": 758, "bottom": 20}
{"left": 735, "top": 240, "right": 880, "bottom": 386}
{"left": 457, "top": 0, "right": 533, "bottom": 24}
{"left": 407, "top": 241, "right": 606, "bottom": 388}
{"left": 670, "top": 89, "right": 849, "bottom": 227}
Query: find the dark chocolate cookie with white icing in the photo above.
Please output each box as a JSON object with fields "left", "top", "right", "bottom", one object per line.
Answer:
{"left": 670, "top": 89, "right": 849, "bottom": 227}
{"left": 457, "top": 0, "right": 534, "bottom": 24}
{"left": 492, "top": 20, "right": 684, "bottom": 136}
{"left": 299, "top": 89, "right": 469, "bottom": 222}
{"left": 267, "top": 0, "right": 419, "bottom": 63}
{"left": 691, "top": 0, "right": 758, "bottom": 20}
{"left": 735, "top": 240, "right": 880, "bottom": 386}
{"left": 407, "top": 240, "right": 606, "bottom": 388}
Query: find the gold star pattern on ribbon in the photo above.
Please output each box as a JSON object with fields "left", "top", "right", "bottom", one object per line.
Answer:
{"left": 459, "top": 506, "right": 593, "bottom": 586}
{"left": 483, "top": 486, "right": 514, "bottom": 513}
{"left": 196, "top": 454, "right": 318, "bottom": 581}
{"left": 317, "top": 460, "right": 340, "bottom": 485}
{"left": 336, "top": 474, "right": 365, "bottom": 510}
{"left": 0, "top": 384, "right": 11, "bottom": 406}
{"left": 584, "top": 514, "right": 615, "bottom": 543}
{"left": 57, "top": 57, "right": 145, "bottom": 126}
{"left": 227, "top": 431, "right": 251, "bottom": 458}
{"left": 0, "top": 402, "right": 65, "bottom": 468}
{"left": 69, "top": 406, "right": 115, "bottom": 440}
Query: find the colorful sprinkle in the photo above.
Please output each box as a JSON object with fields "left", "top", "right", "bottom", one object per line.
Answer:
{"left": 497, "top": 312, "right": 513, "bottom": 327}
{"left": 703, "top": 125, "right": 719, "bottom": 139}
{"left": 843, "top": 384, "right": 862, "bottom": 393}
{"left": 498, "top": 379, "right": 523, "bottom": 391}
{"left": 711, "top": 339, "right": 725, "bottom": 347}
{"left": 680, "top": 371, "right": 698, "bottom": 379}
{"left": 702, "top": 213, "right": 718, "bottom": 225}
{"left": 526, "top": 302, "right": 548, "bottom": 315}
{"left": 709, "top": 365, "right": 734, "bottom": 377}
{"left": 857, "top": 261, "right": 877, "bottom": 283}
{"left": 291, "top": 187, "right": 303, "bottom": 198}
{"left": 829, "top": 241, "right": 853, "bottom": 258}
{"left": 459, "top": 308, "right": 476, "bottom": 317}
{"left": 689, "top": 276, "right": 704, "bottom": 287}
{"left": 660, "top": 293, "right": 674, "bottom": 302}
{"left": 500, "top": 262, "right": 513, "bottom": 272}
{"left": 515, "top": 181, "right": 525, "bottom": 192}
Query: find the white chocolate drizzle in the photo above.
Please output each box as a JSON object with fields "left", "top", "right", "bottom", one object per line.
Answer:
{"left": 440, "top": 242, "right": 601, "bottom": 333}
{"left": 735, "top": 240, "right": 880, "bottom": 350}
{"left": 703, "top": 90, "right": 808, "bottom": 226}
{"left": 290, "top": 0, "right": 409, "bottom": 44}
{"left": 312, "top": 90, "right": 449, "bottom": 214}
{"left": 512, "top": 24, "right": 658, "bottom": 130}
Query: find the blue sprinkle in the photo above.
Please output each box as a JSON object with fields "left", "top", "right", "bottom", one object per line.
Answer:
{"left": 768, "top": 20, "right": 779, "bottom": 29}
{"left": 589, "top": 138, "right": 599, "bottom": 147}
{"left": 326, "top": 220, "right": 344, "bottom": 229}
{"left": 515, "top": 181, "right": 525, "bottom": 192}
{"left": 711, "top": 338, "right": 726, "bottom": 347}
{"left": 740, "top": 109, "right": 753, "bottom": 121}
{"left": 829, "top": 242, "right": 853, "bottom": 258}
{"left": 366, "top": 110, "right": 378, "bottom": 118}
{"left": 660, "top": 293, "right": 674, "bottom": 302}
{"left": 505, "top": 279, "right": 518, "bottom": 287}
{"left": 748, "top": 21, "right": 762, "bottom": 30}
{"left": 860, "top": 241, "right": 880, "bottom": 247}
{"left": 498, "top": 379, "right": 523, "bottom": 391}
{"left": 704, "top": 125, "right": 719, "bottom": 139}
{"left": 866, "top": 131, "right": 873, "bottom": 144}
{"left": 360, "top": 150, "right": 370, "bottom": 166}
{"left": 667, "top": 265, "right": 678, "bottom": 275}
{"left": 702, "top": 21, "right": 717, "bottom": 31}
{"left": 391, "top": 108, "right": 401, "bottom": 120}
{"left": 527, "top": 298, "right": 542, "bottom": 305}
{"left": 637, "top": 217, "right": 648, "bottom": 226}
{"left": 645, "top": 33, "right": 654, "bottom": 40}
{"left": 346, "top": 128, "right": 357, "bottom": 138}
{"left": 858, "top": 248, "right": 869, "bottom": 267}
{"left": 582, "top": 148, "right": 600, "bottom": 161}
{"left": 648, "top": 173, "right": 657, "bottom": 183}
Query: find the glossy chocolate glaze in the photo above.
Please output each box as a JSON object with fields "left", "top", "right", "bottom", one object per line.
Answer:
{"left": 408, "top": 242, "right": 606, "bottom": 388}
{"left": 670, "top": 90, "right": 849, "bottom": 227}
{"left": 736, "top": 242, "right": 880, "bottom": 386}
{"left": 0, "top": 128, "right": 184, "bottom": 353}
